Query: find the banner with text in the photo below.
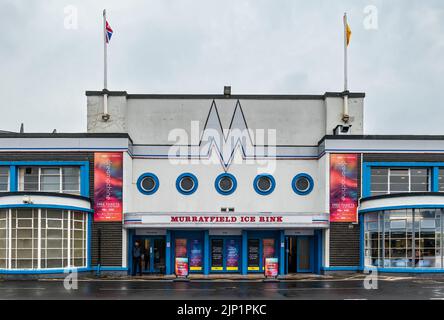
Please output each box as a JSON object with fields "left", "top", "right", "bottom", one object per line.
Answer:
{"left": 330, "top": 153, "right": 358, "bottom": 223}
{"left": 94, "top": 152, "right": 123, "bottom": 222}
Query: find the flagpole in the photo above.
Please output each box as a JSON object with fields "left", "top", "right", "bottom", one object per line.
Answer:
{"left": 342, "top": 12, "right": 349, "bottom": 123}
{"left": 102, "top": 9, "right": 109, "bottom": 120}
{"left": 343, "top": 12, "right": 348, "bottom": 92}
{"left": 103, "top": 9, "right": 108, "bottom": 90}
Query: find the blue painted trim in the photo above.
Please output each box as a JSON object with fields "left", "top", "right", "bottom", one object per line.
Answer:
{"left": 176, "top": 173, "right": 198, "bottom": 196}
{"left": 204, "top": 230, "right": 210, "bottom": 275}
{"left": 87, "top": 212, "right": 92, "bottom": 270}
{"left": 215, "top": 173, "right": 237, "bottom": 196}
{"left": 166, "top": 230, "right": 172, "bottom": 275}
{"left": 362, "top": 163, "right": 372, "bottom": 198}
{"left": 364, "top": 161, "right": 444, "bottom": 168}
{"left": 360, "top": 205, "right": 444, "bottom": 214}
{"left": 0, "top": 161, "right": 89, "bottom": 166}
{"left": 9, "top": 166, "right": 17, "bottom": 192}
{"left": 136, "top": 173, "right": 160, "bottom": 195}
{"left": 364, "top": 267, "right": 444, "bottom": 274}
{"left": 363, "top": 162, "right": 444, "bottom": 197}
{"left": 253, "top": 174, "right": 276, "bottom": 196}
{"left": 80, "top": 164, "right": 89, "bottom": 197}
{"left": 321, "top": 266, "right": 361, "bottom": 271}
{"left": 292, "top": 173, "right": 314, "bottom": 196}
{"left": 0, "top": 204, "right": 92, "bottom": 212}
{"left": 127, "top": 229, "right": 134, "bottom": 276}
{"left": 0, "top": 268, "right": 90, "bottom": 274}
{"left": 2, "top": 161, "right": 89, "bottom": 198}
{"left": 242, "top": 231, "right": 248, "bottom": 275}
{"left": 95, "top": 267, "right": 128, "bottom": 271}
{"left": 315, "top": 230, "right": 323, "bottom": 275}
{"left": 360, "top": 213, "right": 365, "bottom": 270}
{"left": 433, "top": 167, "right": 440, "bottom": 192}
{"left": 279, "top": 230, "right": 285, "bottom": 275}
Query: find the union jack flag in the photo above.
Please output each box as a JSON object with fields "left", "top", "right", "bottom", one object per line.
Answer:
{"left": 105, "top": 21, "right": 113, "bottom": 43}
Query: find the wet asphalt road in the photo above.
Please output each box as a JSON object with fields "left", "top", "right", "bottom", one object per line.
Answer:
{"left": 1, "top": 277, "right": 444, "bottom": 300}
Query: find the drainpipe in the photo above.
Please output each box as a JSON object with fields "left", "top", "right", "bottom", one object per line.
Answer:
{"left": 96, "top": 228, "right": 102, "bottom": 277}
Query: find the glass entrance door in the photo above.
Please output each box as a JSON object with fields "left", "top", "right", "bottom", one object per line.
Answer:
{"left": 211, "top": 238, "right": 241, "bottom": 273}
{"left": 285, "top": 236, "right": 314, "bottom": 273}
{"left": 297, "top": 237, "right": 314, "bottom": 273}
{"left": 134, "top": 236, "right": 166, "bottom": 274}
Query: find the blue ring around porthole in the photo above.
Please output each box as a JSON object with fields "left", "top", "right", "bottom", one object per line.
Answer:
{"left": 292, "top": 173, "right": 314, "bottom": 196}
{"left": 215, "top": 173, "right": 237, "bottom": 196}
{"left": 253, "top": 174, "right": 276, "bottom": 196}
{"left": 176, "top": 173, "right": 198, "bottom": 196}
{"left": 137, "top": 173, "right": 160, "bottom": 195}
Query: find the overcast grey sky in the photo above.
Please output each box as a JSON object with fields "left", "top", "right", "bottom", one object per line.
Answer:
{"left": 1, "top": 0, "right": 443, "bottom": 134}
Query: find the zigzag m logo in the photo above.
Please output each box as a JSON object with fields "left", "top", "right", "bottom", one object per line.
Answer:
{"left": 167, "top": 100, "right": 277, "bottom": 171}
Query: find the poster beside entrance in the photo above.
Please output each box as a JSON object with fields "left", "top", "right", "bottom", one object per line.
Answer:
{"left": 175, "top": 258, "right": 189, "bottom": 277}
{"left": 330, "top": 153, "right": 358, "bottom": 223}
{"left": 189, "top": 239, "right": 202, "bottom": 271}
{"left": 247, "top": 239, "right": 260, "bottom": 271}
{"left": 93, "top": 152, "right": 123, "bottom": 222}
{"left": 211, "top": 239, "right": 223, "bottom": 271}
{"left": 265, "top": 258, "right": 279, "bottom": 277}
{"left": 226, "top": 239, "right": 240, "bottom": 271}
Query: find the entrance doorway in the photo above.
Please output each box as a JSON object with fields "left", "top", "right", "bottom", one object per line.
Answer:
{"left": 133, "top": 237, "right": 166, "bottom": 274}
{"left": 286, "top": 236, "right": 314, "bottom": 273}
{"left": 210, "top": 237, "right": 241, "bottom": 273}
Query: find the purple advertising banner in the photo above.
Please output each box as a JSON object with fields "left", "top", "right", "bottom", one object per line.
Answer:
{"left": 190, "top": 239, "right": 202, "bottom": 271}
{"left": 226, "top": 239, "right": 240, "bottom": 271}
{"left": 330, "top": 154, "right": 358, "bottom": 223}
{"left": 94, "top": 152, "right": 123, "bottom": 222}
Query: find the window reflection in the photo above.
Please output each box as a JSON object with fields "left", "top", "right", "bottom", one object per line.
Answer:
{"left": 364, "top": 208, "right": 443, "bottom": 269}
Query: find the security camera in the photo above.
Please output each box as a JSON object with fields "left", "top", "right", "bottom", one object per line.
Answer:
{"left": 23, "top": 196, "right": 33, "bottom": 204}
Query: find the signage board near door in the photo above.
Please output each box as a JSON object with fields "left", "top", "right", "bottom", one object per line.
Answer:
{"left": 210, "top": 237, "right": 241, "bottom": 272}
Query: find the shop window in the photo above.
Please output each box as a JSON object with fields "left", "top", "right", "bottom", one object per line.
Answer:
{"left": 370, "top": 168, "right": 430, "bottom": 197}
{"left": 0, "top": 210, "right": 7, "bottom": 269}
{"left": 0, "top": 208, "right": 87, "bottom": 270}
{"left": 438, "top": 169, "right": 444, "bottom": 192}
{"left": 18, "top": 167, "right": 80, "bottom": 195}
{"left": 364, "top": 208, "right": 443, "bottom": 269}
{"left": 0, "top": 167, "right": 9, "bottom": 191}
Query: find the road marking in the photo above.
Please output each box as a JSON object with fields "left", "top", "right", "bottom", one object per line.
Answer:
{"left": 263, "top": 287, "right": 364, "bottom": 291}
{"left": 0, "top": 287, "right": 46, "bottom": 290}
{"left": 99, "top": 288, "right": 218, "bottom": 291}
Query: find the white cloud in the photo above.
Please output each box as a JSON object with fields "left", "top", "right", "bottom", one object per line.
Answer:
{"left": 0, "top": 0, "right": 443, "bottom": 134}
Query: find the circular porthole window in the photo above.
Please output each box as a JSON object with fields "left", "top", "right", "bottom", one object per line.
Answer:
{"left": 215, "top": 173, "right": 237, "bottom": 196}
{"left": 137, "top": 173, "right": 159, "bottom": 195}
{"left": 292, "top": 173, "right": 314, "bottom": 196}
{"left": 176, "top": 173, "right": 198, "bottom": 195}
{"left": 254, "top": 174, "right": 276, "bottom": 196}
